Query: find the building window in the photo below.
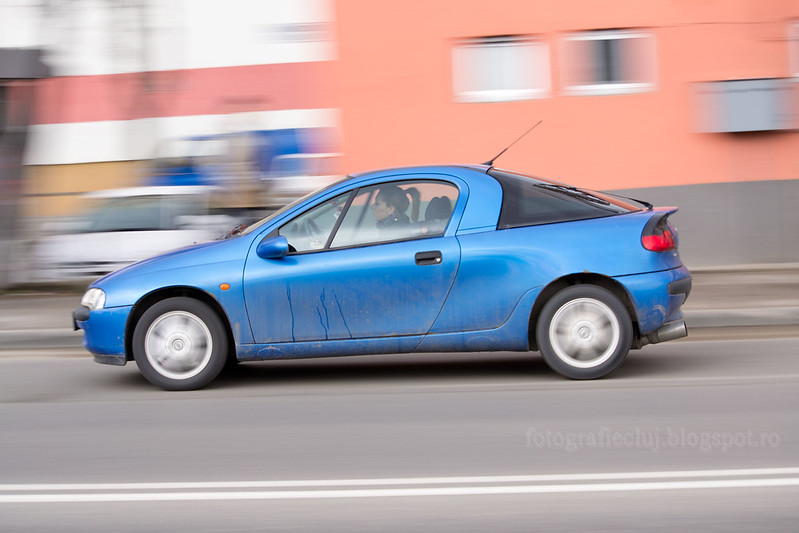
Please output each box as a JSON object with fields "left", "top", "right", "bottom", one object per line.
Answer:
{"left": 561, "top": 29, "right": 657, "bottom": 96}
{"left": 790, "top": 22, "right": 799, "bottom": 77}
{"left": 695, "top": 79, "right": 795, "bottom": 133}
{"left": 452, "top": 36, "right": 550, "bottom": 103}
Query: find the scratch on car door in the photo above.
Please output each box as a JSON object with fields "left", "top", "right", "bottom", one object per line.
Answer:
{"left": 333, "top": 290, "right": 353, "bottom": 338}
{"left": 286, "top": 283, "right": 296, "bottom": 341}
{"left": 315, "top": 290, "right": 331, "bottom": 340}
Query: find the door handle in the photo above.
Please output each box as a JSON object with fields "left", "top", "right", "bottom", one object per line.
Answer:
{"left": 415, "top": 251, "right": 442, "bottom": 265}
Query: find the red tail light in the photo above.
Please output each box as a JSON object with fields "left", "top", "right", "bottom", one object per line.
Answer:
{"left": 642, "top": 215, "right": 677, "bottom": 252}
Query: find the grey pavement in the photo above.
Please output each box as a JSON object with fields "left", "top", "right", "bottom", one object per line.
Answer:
{"left": 0, "top": 264, "right": 797, "bottom": 351}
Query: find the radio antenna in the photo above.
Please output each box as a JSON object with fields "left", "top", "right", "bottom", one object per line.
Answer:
{"left": 482, "top": 120, "right": 542, "bottom": 167}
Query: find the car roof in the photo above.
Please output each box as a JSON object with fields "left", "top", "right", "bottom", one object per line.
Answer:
{"left": 350, "top": 164, "right": 492, "bottom": 180}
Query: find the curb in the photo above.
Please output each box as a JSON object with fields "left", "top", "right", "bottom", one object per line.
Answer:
{"left": 686, "top": 263, "right": 799, "bottom": 274}
{"left": 684, "top": 308, "right": 799, "bottom": 329}
{"left": 0, "top": 328, "right": 83, "bottom": 349}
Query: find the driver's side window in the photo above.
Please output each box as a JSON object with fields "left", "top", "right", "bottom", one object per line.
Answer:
{"left": 278, "top": 193, "right": 350, "bottom": 253}
{"left": 331, "top": 180, "right": 458, "bottom": 248}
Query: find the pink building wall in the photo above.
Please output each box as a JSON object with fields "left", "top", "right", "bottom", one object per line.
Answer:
{"left": 333, "top": 0, "right": 799, "bottom": 190}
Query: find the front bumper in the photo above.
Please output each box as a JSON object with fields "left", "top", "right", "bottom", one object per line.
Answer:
{"left": 72, "top": 305, "right": 91, "bottom": 329}
{"left": 72, "top": 304, "right": 132, "bottom": 366}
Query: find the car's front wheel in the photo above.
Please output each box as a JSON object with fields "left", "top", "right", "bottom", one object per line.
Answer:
{"left": 536, "top": 285, "right": 632, "bottom": 379}
{"left": 132, "top": 297, "right": 228, "bottom": 390}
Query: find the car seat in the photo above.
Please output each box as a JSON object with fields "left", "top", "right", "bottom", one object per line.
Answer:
{"left": 424, "top": 196, "right": 452, "bottom": 221}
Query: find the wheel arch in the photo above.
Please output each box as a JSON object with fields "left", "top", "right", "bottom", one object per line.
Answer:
{"left": 528, "top": 273, "right": 640, "bottom": 351}
{"left": 124, "top": 286, "right": 236, "bottom": 363}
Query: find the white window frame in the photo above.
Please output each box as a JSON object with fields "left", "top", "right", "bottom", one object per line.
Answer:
{"left": 789, "top": 21, "right": 799, "bottom": 78}
{"left": 561, "top": 29, "right": 657, "bottom": 96}
{"left": 452, "top": 35, "right": 550, "bottom": 103}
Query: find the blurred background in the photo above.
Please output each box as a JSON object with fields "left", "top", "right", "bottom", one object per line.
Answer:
{"left": 1, "top": 0, "right": 798, "bottom": 288}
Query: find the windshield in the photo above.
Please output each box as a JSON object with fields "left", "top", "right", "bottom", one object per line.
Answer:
{"left": 238, "top": 175, "right": 352, "bottom": 237}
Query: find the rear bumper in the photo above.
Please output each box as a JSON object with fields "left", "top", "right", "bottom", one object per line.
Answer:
{"left": 638, "top": 272, "right": 692, "bottom": 346}
{"left": 616, "top": 265, "right": 692, "bottom": 339}
{"left": 667, "top": 275, "right": 692, "bottom": 299}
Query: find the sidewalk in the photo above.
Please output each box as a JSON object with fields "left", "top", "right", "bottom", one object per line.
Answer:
{"left": 683, "top": 265, "right": 799, "bottom": 329}
{"left": 0, "top": 265, "right": 797, "bottom": 351}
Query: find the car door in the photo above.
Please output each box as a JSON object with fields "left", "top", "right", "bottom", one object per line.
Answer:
{"left": 243, "top": 178, "right": 461, "bottom": 343}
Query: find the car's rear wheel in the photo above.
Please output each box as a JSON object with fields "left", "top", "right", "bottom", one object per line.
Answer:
{"left": 536, "top": 285, "right": 632, "bottom": 379}
{"left": 132, "top": 297, "right": 228, "bottom": 390}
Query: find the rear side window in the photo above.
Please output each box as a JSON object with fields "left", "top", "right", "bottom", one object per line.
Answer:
{"left": 490, "top": 169, "right": 638, "bottom": 229}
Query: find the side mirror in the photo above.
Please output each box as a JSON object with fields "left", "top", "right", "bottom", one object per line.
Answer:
{"left": 256, "top": 235, "right": 289, "bottom": 259}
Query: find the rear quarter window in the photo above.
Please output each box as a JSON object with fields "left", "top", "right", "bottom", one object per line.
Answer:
{"left": 489, "top": 169, "right": 638, "bottom": 229}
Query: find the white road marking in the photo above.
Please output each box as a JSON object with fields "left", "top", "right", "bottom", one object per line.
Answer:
{"left": 2, "top": 467, "right": 798, "bottom": 503}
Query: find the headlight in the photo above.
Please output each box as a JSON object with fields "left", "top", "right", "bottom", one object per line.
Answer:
{"left": 80, "top": 288, "right": 106, "bottom": 310}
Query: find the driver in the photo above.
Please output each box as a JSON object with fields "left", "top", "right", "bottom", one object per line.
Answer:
{"left": 371, "top": 185, "right": 419, "bottom": 229}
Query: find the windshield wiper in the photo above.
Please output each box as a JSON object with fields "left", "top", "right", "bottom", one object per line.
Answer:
{"left": 599, "top": 190, "right": 654, "bottom": 210}
{"left": 220, "top": 223, "right": 248, "bottom": 240}
{"left": 534, "top": 183, "right": 612, "bottom": 206}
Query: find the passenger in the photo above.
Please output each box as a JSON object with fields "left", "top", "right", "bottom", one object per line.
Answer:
{"left": 371, "top": 185, "right": 420, "bottom": 229}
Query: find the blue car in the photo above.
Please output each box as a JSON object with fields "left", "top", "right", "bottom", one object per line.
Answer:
{"left": 73, "top": 165, "right": 691, "bottom": 390}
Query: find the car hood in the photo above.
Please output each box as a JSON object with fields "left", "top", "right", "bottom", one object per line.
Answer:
{"left": 91, "top": 235, "right": 254, "bottom": 303}
{"left": 98, "top": 238, "right": 229, "bottom": 281}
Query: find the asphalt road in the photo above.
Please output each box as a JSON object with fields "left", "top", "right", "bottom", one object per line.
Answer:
{"left": 1, "top": 337, "right": 797, "bottom": 532}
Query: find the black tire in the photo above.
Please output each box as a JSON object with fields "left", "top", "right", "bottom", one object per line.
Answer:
{"left": 132, "top": 297, "right": 228, "bottom": 391}
{"left": 536, "top": 285, "right": 633, "bottom": 380}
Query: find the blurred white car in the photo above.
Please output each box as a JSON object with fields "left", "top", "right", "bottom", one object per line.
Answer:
{"left": 30, "top": 186, "right": 237, "bottom": 282}
{"left": 264, "top": 153, "right": 342, "bottom": 207}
